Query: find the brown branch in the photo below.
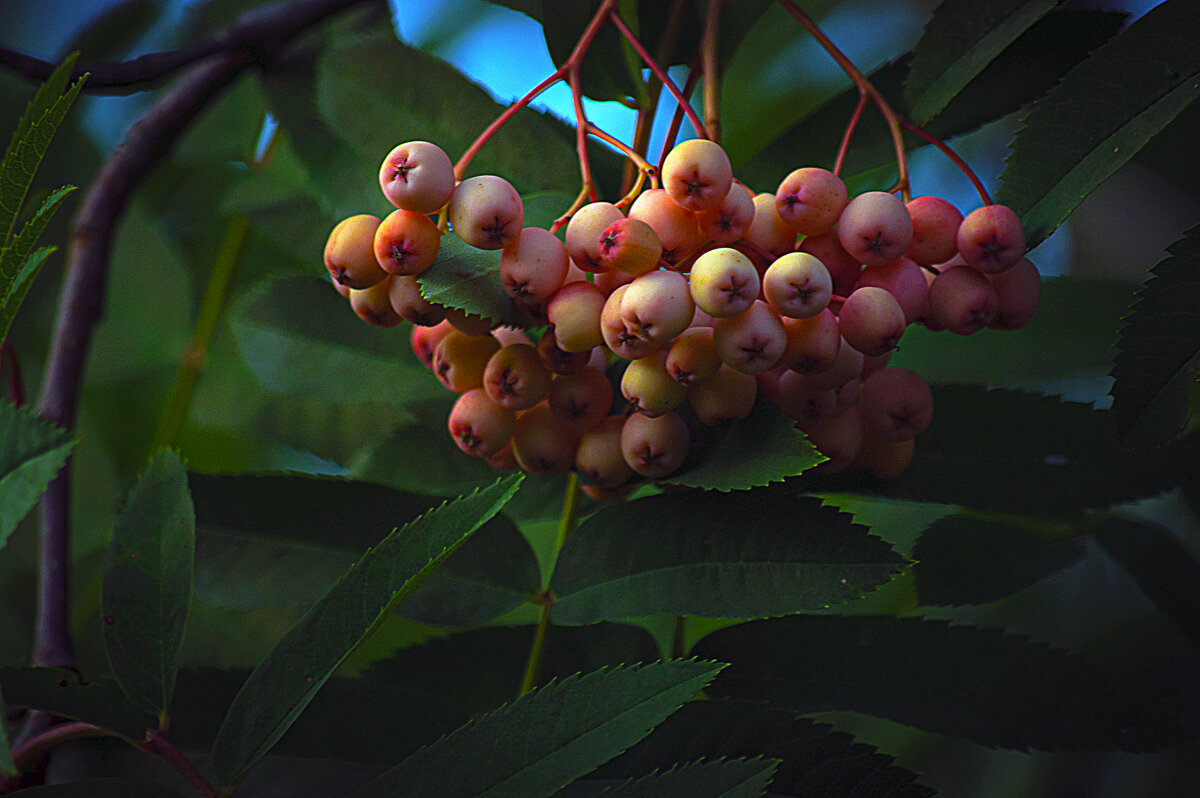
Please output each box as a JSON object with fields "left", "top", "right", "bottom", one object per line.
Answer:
{"left": 31, "top": 0, "right": 376, "bottom": 677}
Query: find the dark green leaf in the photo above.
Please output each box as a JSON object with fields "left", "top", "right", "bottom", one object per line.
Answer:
{"left": 0, "top": 683, "right": 13, "bottom": 776}
{"left": 317, "top": 32, "right": 578, "bottom": 194}
{"left": 210, "top": 473, "right": 523, "bottom": 786}
{"left": 0, "top": 53, "right": 85, "bottom": 246}
{"left": 348, "top": 660, "right": 725, "bottom": 797}
{"left": 542, "top": 1, "right": 642, "bottom": 104}
{"left": 592, "top": 700, "right": 935, "bottom": 797}
{"left": 913, "top": 515, "right": 1086, "bottom": 606}
{"left": 11, "top": 781, "right": 185, "bottom": 798}
{"left": 551, "top": 489, "right": 905, "bottom": 623}
{"left": 1111, "top": 223, "right": 1200, "bottom": 447}
{"left": 365, "top": 622, "right": 663, "bottom": 719}
{"left": 0, "top": 668, "right": 152, "bottom": 739}
{"left": 693, "top": 615, "right": 1195, "bottom": 751}
{"left": 418, "top": 233, "right": 514, "bottom": 325}
{"left": 231, "top": 275, "right": 445, "bottom": 406}
{"left": 101, "top": 451, "right": 195, "bottom": 717}
{"left": 1096, "top": 516, "right": 1200, "bottom": 653}
{"left": 0, "top": 242, "right": 59, "bottom": 349}
{"left": 0, "top": 399, "right": 75, "bottom": 550}
{"left": 669, "top": 398, "right": 826, "bottom": 491}
{"left": 564, "top": 758, "right": 778, "bottom": 798}
{"left": 0, "top": 184, "right": 74, "bottom": 291}
{"left": 997, "top": 0, "right": 1200, "bottom": 247}
{"left": 905, "top": 0, "right": 1057, "bottom": 125}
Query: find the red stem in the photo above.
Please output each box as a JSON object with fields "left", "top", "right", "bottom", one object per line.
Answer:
{"left": 607, "top": 9, "right": 708, "bottom": 139}
{"left": 0, "top": 340, "right": 25, "bottom": 406}
{"left": 902, "top": 119, "right": 993, "bottom": 205}
{"left": 145, "top": 729, "right": 218, "bottom": 798}
{"left": 657, "top": 56, "right": 703, "bottom": 171}
{"left": 833, "top": 93, "right": 869, "bottom": 177}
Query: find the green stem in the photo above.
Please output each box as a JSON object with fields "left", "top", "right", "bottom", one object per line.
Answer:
{"left": 669, "top": 615, "right": 687, "bottom": 658}
{"left": 518, "top": 473, "right": 582, "bottom": 696}
{"left": 147, "top": 213, "right": 248, "bottom": 456}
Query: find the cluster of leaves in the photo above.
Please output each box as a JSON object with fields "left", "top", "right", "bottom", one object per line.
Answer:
{"left": 2, "top": 0, "right": 1200, "bottom": 795}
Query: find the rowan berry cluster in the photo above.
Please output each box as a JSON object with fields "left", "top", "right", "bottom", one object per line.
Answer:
{"left": 322, "top": 136, "right": 1039, "bottom": 495}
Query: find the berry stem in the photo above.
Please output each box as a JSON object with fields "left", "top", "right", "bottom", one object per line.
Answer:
{"left": 1, "top": 339, "right": 26, "bottom": 406}
{"left": 586, "top": 122, "right": 659, "bottom": 186}
{"left": 701, "top": 0, "right": 722, "bottom": 143}
{"left": 517, "top": 472, "right": 582, "bottom": 696}
{"left": 569, "top": 65, "right": 599, "bottom": 205}
{"left": 144, "top": 728, "right": 219, "bottom": 798}
{"left": 902, "top": 119, "right": 993, "bottom": 205}
{"left": 656, "top": 55, "right": 703, "bottom": 172}
{"left": 777, "top": 0, "right": 910, "bottom": 199}
{"left": 833, "top": 93, "right": 869, "bottom": 177}
{"left": 608, "top": 9, "right": 708, "bottom": 140}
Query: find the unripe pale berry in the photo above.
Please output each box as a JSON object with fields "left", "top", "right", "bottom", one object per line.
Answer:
{"left": 448, "top": 175, "right": 524, "bottom": 250}
{"left": 905, "top": 196, "right": 962, "bottom": 265}
{"left": 689, "top": 364, "right": 756, "bottom": 425}
{"left": 956, "top": 204, "right": 1025, "bottom": 274}
{"left": 601, "top": 285, "right": 661, "bottom": 361}
{"left": 987, "top": 256, "right": 1041, "bottom": 330}
{"left": 662, "top": 138, "right": 734, "bottom": 212}
{"left": 373, "top": 209, "right": 440, "bottom": 277}
{"left": 838, "top": 286, "right": 906, "bottom": 357}
{"left": 448, "top": 388, "right": 515, "bottom": 458}
{"left": 379, "top": 141, "right": 455, "bottom": 214}
{"left": 566, "top": 202, "right": 625, "bottom": 272}
{"left": 696, "top": 183, "right": 756, "bottom": 244}
{"left": 929, "top": 265, "right": 998, "bottom": 334}
{"left": 548, "top": 366, "right": 613, "bottom": 430}
{"left": 744, "top": 193, "right": 795, "bottom": 260}
{"left": 620, "top": 269, "right": 694, "bottom": 345}
{"left": 575, "top": 416, "right": 635, "bottom": 489}
{"left": 780, "top": 309, "right": 840, "bottom": 374}
{"left": 762, "top": 252, "right": 833, "bottom": 318}
{"left": 484, "top": 343, "right": 553, "bottom": 411}
{"left": 712, "top": 300, "right": 787, "bottom": 374}
{"left": 500, "top": 227, "right": 570, "bottom": 307}
{"left": 389, "top": 275, "right": 445, "bottom": 327}
{"left": 775, "top": 167, "right": 848, "bottom": 236}
{"left": 621, "top": 411, "right": 691, "bottom": 478}
{"left": 432, "top": 330, "right": 501, "bottom": 392}
{"left": 597, "top": 217, "right": 662, "bottom": 275}
{"left": 325, "top": 214, "right": 386, "bottom": 289}
{"left": 622, "top": 352, "right": 688, "bottom": 417}
{"left": 799, "top": 232, "right": 862, "bottom": 296}
{"left": 665, "top": 326, "right": 721, "bottom": 386}
{"left": 688, "top": 247, "right": 760, "bottom": 318}
{"left": 857, "top": 257, "right": 929, "bottom": 325}
{"left": 548, "top": 281, "right": 607, "bottom": 352}
{"left": 512, "top": 403, "right": 581, "bottom": 474}
{"left": 837, "top": 192, "right": 913, "bottom": 268}
{"left": 349, "top": 278, "right": 403, "bottom": 328}
{"left": 629, "top": 189, "right": 705, "bottom": 269}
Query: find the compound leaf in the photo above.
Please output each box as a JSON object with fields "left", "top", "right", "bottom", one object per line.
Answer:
{"left": 1110, "top": 223, "right": 1200, "bottom": 447}
{"left": 997, "top": 0, "right": 1200, "bottom": 247}
{"left": 101, "top": 451, "right": 195, "bottom": 718}
{"left": 0, "top": 668, "right": 152, "bottom": 739}
{"left": 210, "top": 472, "right": 523, "bottom": 787}
{"left": 347, "top": 660, "right": 725, "bottom": 797}
{"left": 913, "top": 515, "right": 1086, "bottom": 606}
{"left": 693, "top": 615, "right": 1193, "bottom": 751}
{"left": 562, "top": 758, "right": 778, "bottom": 798}
{"left": 551, "top": 489, "right": 905, "bottom": 623}
{"left": 905, "top": 0, "right": 1058, "bottom": 125}
{"left": 0, "top": 398, "right": 75, "bottom": 550}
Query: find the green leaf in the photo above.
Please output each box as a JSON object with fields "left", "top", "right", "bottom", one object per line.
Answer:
{"left": 365, "top": 622, "right": 663, "bottom": 720}
{"left": 0, "top": 53, "right": 86, "bottom": 246}
{"left": 693, "top": 615, "right": 1192, "bottom": 751}
{"left": 0, "top": 668, "right": 152, "bottom": 739}
{"left": 0, "top": 244, "right": 57, "bottom": 349}
{"left": 551, "top": 489, "right": 905, "bottom": 623}
{"left": 905, "top": 0, "right": 1058, "bottom": 125}
{"left": 10, "top": 781, "right": 186, "bottom": 798}
{"left": 417, "top": 233, "right": 514, "bottom": 325}
{"left": 1096, "top": 516, "right": 1200, "bottom": 653}
{"left": 0, "top": 184, "right": 73, "bottom": 286}
{"left": 0, "top": 398, "right": 75, "bottom": 550}
{"left": 997, "top": 0, "right": 1200, "bottom": 247}
{"left": 189, "top": 472, "right": 539, "bottom": 623}
{"left": 0, "top": 683, "right": 14, "bottom": 777}
{"left": 668, "top": 398, "right": 826, "bottom": 491}
{"left": 1111, "top": 223, "right": 1200, "bottom": 447}
{"left": 316, "top": 32, "right": 579, "bottom": 194}
{"left": 348, "top": 660, "right": 726, "bottom": 797}
{"left": 913, "top": 515, "right": 1086, "bottom": 606}
{"left": 101, "top": 451, "right": 195, "bottom": 718}
{"left": 591, "top": 700, "right": 935, "bottom": 797}
{"left": 566, "top": 758, "right": 779, "bottom": 798}
{"left": 210, "top": 472, "right": 523, "bottom": 787}
{"left": 231, "top": 275, "right": 445, "bottom": 406}
{"left": 542, "top": 1, "right": 642, "bottom": 104}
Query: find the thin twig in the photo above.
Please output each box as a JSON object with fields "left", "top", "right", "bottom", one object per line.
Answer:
{"left": 1, "top": 340, "right": 25, "bottom": 406}
{"left": 701, "top": 0, "right": 721, "bottom": 143}
{"left": 902, "top": 119, "right": 993, "bottom": 205}
{"left": 656, "top": 55, "right": 703, "bottom": 171}
{"left": 833, "top": 93, "right": 869, "bottom": 177}
{"left": 608, "top": 10, "right": 707, "bottom": 139}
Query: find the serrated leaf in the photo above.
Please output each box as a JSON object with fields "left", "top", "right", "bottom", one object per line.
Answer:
{"left": 0, "top": 54, "right": 86, "bottom": 246}
{"left": 1096, "top": 516, "right": 1200, "bottom": 653}
{"left": 0, "top": 243, "right": 57, "bottom": 349}
{"left": 803, "top": 385, "right": 1179, "bottom": 516}
{"left": 418, "top": 233, "right": 514, "bottom": 324}
{"left": 0, "top": 184, "right": 73, "bottom": 284}
{"left": 230, "top": 275, "right": 445, "bottom": 406}
{"left": 0, "top": 668, "right": 153, "bottom": 739}
{"left": 905, "top": 0, "right": 1057, "bottom": 125}
{"left": 348, "top": 660, "right": 726, "bottom": 797}
{"left": 0, "top": 683, "right": 14, "bottom": 776}
{"left": 317, "top": 32, "right": 578, "bottom": 194}
{"left": 1111, "top": 223, "right": 1200, "bottom": 447}
{"left": 10, "top": 781, "right": 186, "bottom": 798}
{"left": 210, "top": 472, "right": 523, "bottom": 787}
{"left": 565, "top": 757, "right": 778, "bottom": 798}
{"left": 101, "top": 451, "right": 195, "bottom": 717}
{"left": 0, "top": 398, "right": 75, "bottom": 550}
{"left": 365, "top": 623, "right": 663, "bottom": 721}
{"left": 668, "top": 398, "right": 826, "bottom": 491}
{"left": 189, "top": 472, "right": 540, "bottom": 623}
{"left": 997, "top": 0, "right": 1200, "bottom": 247}
{"left": 693, "top": 615, "right": 1194, "bottom": 751}
{"left": 591, "top": 700, "right": 935, "bottom": 798}
{"left": 551, "top": 489, "right": 905, "bottom": 623}
{"left": 913, "top": 515, "right": 1086, "bottom": 606}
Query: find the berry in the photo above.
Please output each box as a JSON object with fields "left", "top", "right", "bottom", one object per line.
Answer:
{"left": 325, "top": 214, "right": 386, "bottom": 289}
{"left": 662, "top": 138, "right": 734, "bottom": 212}
{"left": 762, "top": 252, "right": 833, "bottom": 319}
{"left": 448, "top": 175, "right": 524, "bottom": 250}
{"left": 688, "top": 247, "right": 760, "bottom": 318}
{"left": 956, "top": 204, "right": 1025, "bottom": 273}
{"left": 775, "top": 167, "right": 847, "bottom": 236}
{"left": 379, "top": 141, "right": 455, "bottom": 214}
{"left": 837, "top": 191, "right": 913, "bottom": 268}
{"left": 621, "top": 411, "right": 690, "bottom": 478}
